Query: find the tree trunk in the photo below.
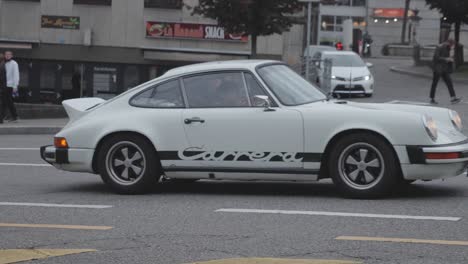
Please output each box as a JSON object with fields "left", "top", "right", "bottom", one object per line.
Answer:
{"left": 401, "top": 0, "right": 411, "bottom": 44}
{"left": 251, "top": 33, "right": 258, "bottom": 58}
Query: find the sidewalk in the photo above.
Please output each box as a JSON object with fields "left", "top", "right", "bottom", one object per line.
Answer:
{"left": 390, "top": 60, "right": 468, "bottom": 84}
{"left": 0, "top": 118, "right": 68, "bottom": 135}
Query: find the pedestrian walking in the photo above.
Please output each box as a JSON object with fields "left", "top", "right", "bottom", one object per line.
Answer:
{"left": 0, "top": 53, "right": 7, "bottom": 124}
{"left": 430, "top": 39, "right": 461, "bottom": 105}
{"left": 2, "top": 51, "right": 19, "bottom": 122}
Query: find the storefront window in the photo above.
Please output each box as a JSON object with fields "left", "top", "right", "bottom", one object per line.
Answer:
{"left": 124, "top": 66, "right": 140, "bottom": 91}
{"left": 73, "top": 0, "right": 111, "bottom": 5}
{"left": 322, "top": 0, "right": 366, "bottom": 6}
{"left": 144, "top": 0, "right": 182, "bottom": 9}
{"left": 336, "top": 16, "right": 344, "bottom": 32}
{"left": 352, "top": 0, "right": 366, "bottom": 6}
{"left": 40, "top": 62, "right": 59, "bottom": 104}
{"left": 321, "top": 16, "right": 335, "bottom": 32}
{"left": 93, "top": 66, "right": 118, "bottom": 100}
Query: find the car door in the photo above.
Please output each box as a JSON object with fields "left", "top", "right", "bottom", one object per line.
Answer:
{"left": 177, "top": 71, "right": 305, "bottom": 177}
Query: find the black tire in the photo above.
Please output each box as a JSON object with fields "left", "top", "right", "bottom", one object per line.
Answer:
{"left": 98, "top": 134, "right": 162, "bottom": 194}
{"left": 328, "top": 133, "right": 399, "bottom": 198}
{"left": 364, "top": 93, "right": 373, "bottom": 98}
{"left": 332, "top": 93, "right": 338, "bottom": 99}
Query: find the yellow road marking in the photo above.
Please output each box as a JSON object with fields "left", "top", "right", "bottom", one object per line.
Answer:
{"left": 186, "top": 258, "right": 361, "bottom": 264}
{"left": 336, "top": 236, "right": 468, "bottom": 246}
{"left": 0, "top": 223, "right": 113, "bottom": 230}
{"left": 0, "top": 249, "right": 96, "bottom": 264}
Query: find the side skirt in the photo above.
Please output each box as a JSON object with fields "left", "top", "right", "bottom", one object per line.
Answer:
{"left": 163, "top": 167, "right": 320, "bottom": 181}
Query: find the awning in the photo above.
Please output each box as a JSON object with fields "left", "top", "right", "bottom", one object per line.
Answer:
{"left": 0, "top": 38, "right": 39, "bottom": 50}
{"left": 143, "top": 47, "right": 250, "bottom": 62}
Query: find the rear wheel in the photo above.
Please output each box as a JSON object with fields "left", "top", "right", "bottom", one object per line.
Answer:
{"left": 328, "top": 133, "right": 399, "bottom": 198}
{"left": 98, "top": 134, "right": 161, "bottom": 194}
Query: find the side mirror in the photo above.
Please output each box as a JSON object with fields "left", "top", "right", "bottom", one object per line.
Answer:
{"left": 254, "top": 95, "right": 275, "bottom": 112}
{"left": 366, "top": 62, "right": 374, "bottom": 68}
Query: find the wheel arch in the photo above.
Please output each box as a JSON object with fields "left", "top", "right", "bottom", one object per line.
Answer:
{"left": 319, "top": 129, "right": 403, "bottom": 180}
{"left": 92, "top": 131, "right": 162, "bottom": 174}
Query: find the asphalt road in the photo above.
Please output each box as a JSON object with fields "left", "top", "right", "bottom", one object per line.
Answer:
{"left": 1, "top": 58, "right": 468, "bottom": 264}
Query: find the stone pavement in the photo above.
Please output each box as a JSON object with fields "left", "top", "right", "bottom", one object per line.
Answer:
{"left": 0, "top": 118, "right": 68, "bottom": 135}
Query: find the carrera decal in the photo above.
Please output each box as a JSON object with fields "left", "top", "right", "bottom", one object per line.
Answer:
{"left": 159, "top": 149, "right": 322, "bottom": 163}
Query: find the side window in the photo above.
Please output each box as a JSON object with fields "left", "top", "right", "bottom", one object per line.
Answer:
{"left": 131, "top": 80, "right": 184, "bottom": 108}
{"left": 183, "top": 72, "right": 249, "bottom": 108}
{"left": 244, "top": 73, "right": 272, "bottom": 107}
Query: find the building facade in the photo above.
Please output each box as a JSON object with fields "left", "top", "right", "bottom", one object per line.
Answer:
{"left": 317, "top": 0, "right": 468, "bottom": 56}
{"left": 0, "top": 0, "right": 304, "bottom": 104}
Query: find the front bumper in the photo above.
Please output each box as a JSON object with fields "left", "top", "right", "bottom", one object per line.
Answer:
{"left": 331, "top": 79, "right": 374, "bottom": 95}
{"left": 40, "top": 145, "right": 95, "bottom": 173}
{"left": 402, "top": 140, "right": 468, "bottom": 180}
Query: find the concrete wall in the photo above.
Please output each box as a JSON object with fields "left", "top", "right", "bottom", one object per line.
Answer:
{"left": 0, "top": 0, "right": 304, "bottom": 63}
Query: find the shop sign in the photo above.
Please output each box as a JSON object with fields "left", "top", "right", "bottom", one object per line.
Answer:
{"left": 41, "top": 15, "right": 80, "bottom": 30}
{"left": 373, "top": 8, "right": 415, "bottom": 19}
{"left": 146, "top": 21, "right": 248, "bottom": 42}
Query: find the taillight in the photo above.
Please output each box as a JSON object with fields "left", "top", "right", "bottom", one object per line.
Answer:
{"left": 54, "top": 137, "right": 69, "bottom": 148}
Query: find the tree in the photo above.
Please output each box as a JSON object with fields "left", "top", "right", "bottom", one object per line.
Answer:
{"left": 192, "top": 0, "right": 303, "bottom": 58}
{"left": 426, "top": 0, "right": 468, "bottom": 64}
{"left": 426, "top": 0, "right": 468, "bottom": 43}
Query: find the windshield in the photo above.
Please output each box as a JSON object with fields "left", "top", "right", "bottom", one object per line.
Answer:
{"left": 323, "top": 54, "right": 366, "bottom": 67}
{"left": 257, "top": 64, "right": 326, "bottom": 106}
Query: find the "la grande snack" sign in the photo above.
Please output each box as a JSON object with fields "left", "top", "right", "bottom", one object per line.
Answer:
{"left": 146, "top": 21, "right": 248, "bottom": 42}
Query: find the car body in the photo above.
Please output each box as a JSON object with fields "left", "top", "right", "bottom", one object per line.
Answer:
{"left": 41, "top": 60, "right": 468, "bottom": 198}
{"left": 313, "top": 51, "right": 374, "bottom": 97}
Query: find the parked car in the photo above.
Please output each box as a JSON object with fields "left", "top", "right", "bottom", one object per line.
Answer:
{"left": 41, "top": 60, "right": 468, "bottom": 198}
{"left": 313, "top": 51, "right": 374, "bottom": 97}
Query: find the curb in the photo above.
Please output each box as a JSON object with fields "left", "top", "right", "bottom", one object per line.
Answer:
{"left": 390, "top": 66, "right": 468, "bottom": 84}
{"left": 0, "top": 127, "right": 62, "bottom": 135}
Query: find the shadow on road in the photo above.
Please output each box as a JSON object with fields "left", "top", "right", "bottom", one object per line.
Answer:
{"left": 52, "top": 180, "right": 466, "bottom": 200}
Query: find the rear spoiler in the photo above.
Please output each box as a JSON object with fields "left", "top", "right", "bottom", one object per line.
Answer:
{"left": 62, "top": 98, "right": 106, "bottom": 122}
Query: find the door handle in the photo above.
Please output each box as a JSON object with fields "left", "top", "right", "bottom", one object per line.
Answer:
{"left": 184, "top": 117, "right": 205, "bottom": 124}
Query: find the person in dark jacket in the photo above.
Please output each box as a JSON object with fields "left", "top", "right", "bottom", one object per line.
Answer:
{"left": 0, "top": 53, "right": 7, "bottom": 124}
{"left": 430, "top": 39, "right": 461, "bottom": 104}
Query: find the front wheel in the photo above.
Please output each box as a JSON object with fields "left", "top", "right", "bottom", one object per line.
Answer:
{"left": 98, "top": 134, "right": 161, "bottom": 194}
{"left": 328, "top": 133, "right": 399, "bottom": 198}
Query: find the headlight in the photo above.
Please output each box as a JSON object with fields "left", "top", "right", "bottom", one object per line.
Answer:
{"left": 423, "top": 115, "right": 438, "bottom": 141}
{"left": 449, "top": 110, "right": 463, "bottom": 131}
{"left": 331, "top": 75, "right": 337, "bottom": 80}
{"left": 352, "top": 75, "right": 371, "bottom": 81}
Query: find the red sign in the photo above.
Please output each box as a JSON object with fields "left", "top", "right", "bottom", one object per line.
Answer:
{"left": 146, "top": 21, "right": 248, "bottom": 42}
{"left": 373, "top": 8, "right": 415, "bottom": 18}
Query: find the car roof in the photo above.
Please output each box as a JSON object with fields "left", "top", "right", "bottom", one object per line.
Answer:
{"left": 163, "top": 60, "right": 279, "bottom": 78}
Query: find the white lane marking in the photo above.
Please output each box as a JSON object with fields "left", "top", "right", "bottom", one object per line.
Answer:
{"left": 0, "top": 202, "right": 112, "bottom": 209}
{"left": 215, "top": 208, "right": 461, "bottom": 222}
{"left": 0, "top": 148, "right": 39, "bottom": 151}
{"left": 0, "top": 163, "right": 52, "bottom": 167}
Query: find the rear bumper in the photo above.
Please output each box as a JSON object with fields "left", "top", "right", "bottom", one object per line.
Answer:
{"left": 40, "top": 145, "right": 95, "bottom": 173}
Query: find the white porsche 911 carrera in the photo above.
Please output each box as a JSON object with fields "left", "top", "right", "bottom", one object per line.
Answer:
{"left": 41, "top": 60, "right": 468, "bottom": 198}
